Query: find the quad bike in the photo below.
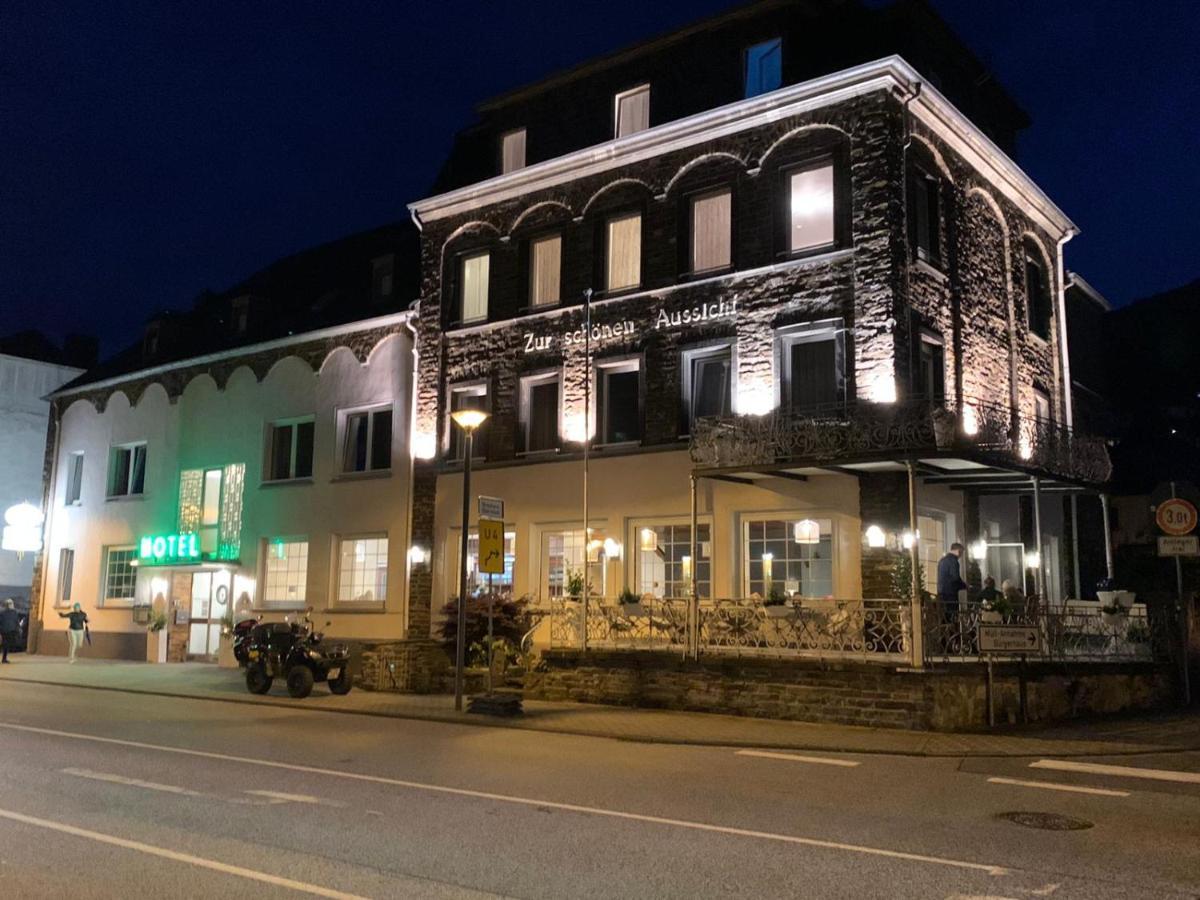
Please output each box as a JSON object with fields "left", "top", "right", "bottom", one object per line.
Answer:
{"left": 241, "top": 609, "right": 353, "bottom": 698}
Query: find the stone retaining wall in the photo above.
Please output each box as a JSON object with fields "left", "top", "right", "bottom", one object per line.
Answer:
{"left": 526, "top": 650, "right": 1176, "bottom": 731}
{"left": 356, "top": 639, "right": 449, "bottom": 693}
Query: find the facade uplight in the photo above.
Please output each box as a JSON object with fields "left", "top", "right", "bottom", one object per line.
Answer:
{"left": 901, "top": 530, "right": 918, "bottom": 550}
{"left": 969, "top": 539, "right": 988, "bottom": 561}
{"left": 1025, "top": 550, "right": 1041, "bottom": 569}
{"left": 864, "top": 525, "right": 886, "bottom": 548}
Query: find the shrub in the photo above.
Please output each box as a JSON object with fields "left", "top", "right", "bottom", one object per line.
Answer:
{"left": 438, "top": 592, "right": 533, "bottom": 655}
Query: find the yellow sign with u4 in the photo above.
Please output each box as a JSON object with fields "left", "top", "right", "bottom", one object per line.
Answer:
{"left": 478, "top": 518, "right": 505, "bottom": 575}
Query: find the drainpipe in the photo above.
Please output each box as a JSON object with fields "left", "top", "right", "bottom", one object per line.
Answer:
{"left": 1032, "top": 476, "right": 1044, "bottom": 601}
{"left": 689, "top": 474, "right": 699, "bottom": 660}
{"left": 1055, "top": 238, "right": 1077, "bottom": 430}
{"left": 31, "top": 399, "right": 64, "bottom": 652}
{"left": 906, "top": 460, "right": 924, "bottom": 668}
{"left": 1099, "top": 493, "right": 1115, "bottom": 581}
{"left": 899, "top": 81, "right": 923, "bottom": 406}
{"left": 402, "top": 306, "right": 421, "bottom": 635}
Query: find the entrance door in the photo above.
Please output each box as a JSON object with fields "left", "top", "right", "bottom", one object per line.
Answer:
{"left": 187, "top": 569, "right": 231, "bottom": 658}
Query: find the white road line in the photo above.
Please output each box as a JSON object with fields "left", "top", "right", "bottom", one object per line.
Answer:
{"left": 246, "top": 790, "right": 344, "bottom": 807}
{"left": 0, "top": 720, "right": 1007, "bottom": 877}
{"left": 0, "top": 807, "right": 368, "bottom": 900}
{"left": 1030, "top": 759, "right": 1200, "bottom": 785}
{"left": 986, "top": 777, "right": 1130, "bottom": 798}
{"left": 736, "top": 749, "right": 861, "bottom": 768}
{"left": 62, "top": 767, "right": 206, "bottom": 797}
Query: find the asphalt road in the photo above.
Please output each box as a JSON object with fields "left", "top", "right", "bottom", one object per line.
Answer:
{"left": 0, "top": 681, "right": 1197, "bottom": 899}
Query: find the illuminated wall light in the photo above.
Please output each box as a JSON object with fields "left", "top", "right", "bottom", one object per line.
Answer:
{"left": 864, "top": 525, "right": 886, "bottom": 548}
{"left": 1025, "top": 550, "right": 1041, "bottom": 569}
{"left": 901, "top": 530, "right": 919, "bottom": 550}
{"left": 586, "top": 538, "right": 604, "bottom": 562}
{"left": 736, "top": 378, "right": 774, "bottom": 417}
{"left": 1019, "top": 434, "right": 1033, "bottom": 460}
{"left": 412, "top": 431, "right": 437, "bottom": 460}
{"left": 603, "top": 538, "right": 622, "bottom": 560}
{"left": 793, "top": 519, "right": 820, "bottom": 544}
{"left": 969, "top": 539, "right": 988, "bottom": 561}
{"left": 2, "top": 502, "right": 44, "bottom": 555}
{"left": 639, "top": 528, "right": 658, "bottom": 552}
{"left": 866, "top": 372, "right": 896, "bottom": 404}
{"left": 961, "top": 404, "right": 979, "bottom": 437}
{"left": 408, "top": 544, "right": 430, "bottom": 566}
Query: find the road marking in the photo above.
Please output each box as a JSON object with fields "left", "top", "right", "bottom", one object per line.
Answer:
{"left": 1030, "top": 759, "right": 1200, "bottom": 785}
{"left": 0, "top": 806, "right": 368, "bottom": 900}
{"left": 0, "top": 721, "right": 1007, "bottom": 876}
{"left": 986, "top": 777, "right": 1129, "bottom": 798}
{"left": 62, "top": 767, "right": 206, "bottom": 797}
{"left": 736, "top": 749, "right": 860, "bottom": 768}
{"left": 245, "top": 790, "right": 344, "bottom": 807}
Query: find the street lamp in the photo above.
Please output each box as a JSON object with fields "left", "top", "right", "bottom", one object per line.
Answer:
{"left": 451, "top": 407, "right": 489, "bottom": 712}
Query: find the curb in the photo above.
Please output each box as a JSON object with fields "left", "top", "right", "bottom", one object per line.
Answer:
{"left": 1, "top": 674, "right": 1195, "bottom": 759}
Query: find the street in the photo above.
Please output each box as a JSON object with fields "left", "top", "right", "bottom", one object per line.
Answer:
{"left": 0, "top": 680, "right": 1197, "bottom": 899}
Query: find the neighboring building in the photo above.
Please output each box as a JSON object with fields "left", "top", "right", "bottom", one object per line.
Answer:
{"left": 30, "top": 227, "right": 430, "bottom": 670}
{"left": 0, "top": 332, "right": 92, "bottom": 634}
{"left": 406, "top": 0, "right": 1113, "bottom": 660}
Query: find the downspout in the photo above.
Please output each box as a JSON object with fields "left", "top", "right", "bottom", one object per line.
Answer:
{"left": 402, "top": 304, "right": 422, "bottom": 635}
{"left": 31, "top": 398, "right": 64, "bottom": 652}
{"left": 899, "top": 80, "right": 923, "bottom": 405}
{"left": 1055, "top": 234, "right": 1078, "bottom": 430}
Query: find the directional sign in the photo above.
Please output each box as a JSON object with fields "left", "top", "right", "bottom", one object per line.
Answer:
{"left": 478, "top": 496, "right": 504, "bottom": 520}
{"left": 1156, "top": 498, "right": 1197, "bottom": 536}
{"left": 978, "top": 624, "right": 1041, "bottom": 654}
{"left": 478, "top": 518, "right": 505, "bottom": 575}
{"left": 1158, "top": 535, "right": 1199, "bottom": 557}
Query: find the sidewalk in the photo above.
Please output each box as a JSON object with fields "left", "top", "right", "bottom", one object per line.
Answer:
{"left": 2, "top": 655, "right": 1196, "bottom": 758}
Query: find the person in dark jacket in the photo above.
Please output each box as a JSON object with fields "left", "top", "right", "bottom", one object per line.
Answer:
{"left": 936, "top": 543, "right": 968, "bottom": 640}
{"left": 58, "top": 602, "right": 88, "bottom": 662}
{"left": 0, "top": 599, "right": 21, "bottom": 663}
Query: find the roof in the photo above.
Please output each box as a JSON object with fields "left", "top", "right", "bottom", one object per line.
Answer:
{"left": 0, "top": 331, "right": 92, "bottom": 370}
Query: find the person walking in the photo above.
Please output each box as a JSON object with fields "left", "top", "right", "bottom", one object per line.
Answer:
{"left": 58, "top": 602, "right": 88, "bottom": 662}
{"left": 937, "top": 542, "right": 968, "bottom": 648}
{"left": 0, "top": 599, "right": 22, "bottom": 664}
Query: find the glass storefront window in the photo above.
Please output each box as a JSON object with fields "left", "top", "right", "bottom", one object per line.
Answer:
{"left": 634, "top": 522, "right": 711, "bottom": 599}
{"left": 743, "top": 517, "right": 833, "bottom": 598}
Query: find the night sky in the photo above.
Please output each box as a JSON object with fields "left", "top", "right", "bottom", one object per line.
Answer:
{"left": 2, "top": 1, "right": 1197, "bottom": 355}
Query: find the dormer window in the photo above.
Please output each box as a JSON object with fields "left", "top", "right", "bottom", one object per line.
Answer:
{"left": 143, "top": 322, "right": 160, "bottom": 358}
{"left": 501, "top": 128, "right": 526, "bottom": 174}
{"left": 744, "top": 38, "right": 782, "bottom": 98}
{"left": 372, "top": 254, "right": 395, "bottom": 303}
{"left": 231, "top": 296, "right": 250, "bottom": 336}
{"left": 614, "top": 85, "right": 650, "bottom": 138}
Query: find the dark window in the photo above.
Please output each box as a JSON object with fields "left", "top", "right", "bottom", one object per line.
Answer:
{"left": 1026, "top": 252, "right": 1052, "bottom": 340}
{"left": 108, "top": 444, "right": 146, "bottom": 497}
{"left": 267, "top": 420, "right": 314, "bottom": 481}
{"left": 524, "top": 377, "right": 560, "bottom": 453}
{"left": 744, "top": 38, "right": 782, "bottom": 98}
{"left": 782, "top": 329, "right": 843, "bottom": 414}
{"left": 599, "top": 364, "right": 640, "bottom": 444}
{"left": 917, "top": 339, "right": 946, "bottom": 407}
{"left": 448, "top": 386, "right": 488, "bottom": 460}
{"left": 909, "top": 172, "right": 941, "bottom": 266}
{"left": 343, "top": 408, "right": 391, "bottom": 474}
{"left": 686, "top": 348, "right": 732, "bottom": 429}
{"left": 65, "top": 452, "right": 84, "bottom": 505}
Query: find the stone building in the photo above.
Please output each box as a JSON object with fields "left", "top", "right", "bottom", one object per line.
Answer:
{"left": 404, "top": 0, "right": 1127, "bottom": 710}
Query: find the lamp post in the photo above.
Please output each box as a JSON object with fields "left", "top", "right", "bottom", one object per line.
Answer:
{"left": 450, "top": 407, "right": 489, "bottom": 712}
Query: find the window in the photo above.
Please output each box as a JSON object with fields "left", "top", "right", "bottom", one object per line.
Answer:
{"left": 916, "top": 335, "right": 946, "bottom": 407}
{"left": 336, "top": 535, "right": 388, "bottom": 604}
{"left": 529, "top": 233, "right": 561, "bottom": 307}
{"left": 635, "top": 522, "right": 711, "bottom": 599}
{"left": 102, "top": 545, "right": 138, "bottom": 605}
{"left": 605, "top": 211, "right": 641, "bottom": 292}
{"left": 541, "top": 529, "right": 607, "bottom": 601}
{"left": 459, "top": 251, "right": 490, "bottom": 324}
{"left": 501, "top": 128, "right": 526, "bottom": 173}
{"left": 520, "top": 373, "right": 560, "bottom": 453}
{"left": 917, "top": 513, "right": 948, "bottom": 591}
{"left": 786, "top": 161, "right": 835, "bottom": 254}
{"left": 909, "top": 170, "right": 941, "bottom": 266}
{"left": 614, "top": 84, "right": 649, "bottom": 138}
{"left": 261, "top": 538, "right": 308, "bottom": 608}
{"left": 57, "top": 548, "right": 75, "bottom": 606}
{"left": 199, "top": 468, "right": 222, "bottom": 555}
{"left": 372, "top": 255, "right": 395, "bottom": 302}
{"left": 107, "top": 443, "right": 146, "bottom": 497}
{"left": 1034, "top": 389, "right": 1051, "bottom": 424}
{"left": 1025, "top": 251, "right": 1052, "bottom": 340}
{"left": 744, "top": 518, "right": 833, "bottom": 598}
{"left": 231, "top": 297, "right": 250, "bottom": 335}
{"left": 690, "top": 188, "right": 732, "bottom": 273}
{"left": 143, "top": 323, "right": 160, "bottom": 358}
{"left": 266, "top": 419, "right": 314, "bottom": 481}
{"left": 744, "top": 38, "right": 782, "bottom": 97}
{"left": 65, "top": 452, "right": 84, "bottom": 505}
{"left": 458, "top": 528, "right": 516, "bottom": 597}
{"left": 447, "top": 384, "right": 488, "bottom": 460}
{"left": 598, "top": 360, "right": 640, "bottom": 445}
{"left": 342, "top": 406, "right": 392, "bottom": 473}
{"left": 683, "top": 346, "right": 732, "bottom": 429}
{"left": 780, "top": 323, "right": 844, "bottom": 414}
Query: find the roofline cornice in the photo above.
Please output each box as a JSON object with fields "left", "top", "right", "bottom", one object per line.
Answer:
{"left": 49, "top": 309, "right": 415, "bottom": 400}
{"left": 409, "top": 55, "right": 1076, "bottom": 238}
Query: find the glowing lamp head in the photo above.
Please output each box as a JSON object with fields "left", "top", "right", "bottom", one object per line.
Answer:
{"left": 793, "top": 519, "right": 820, "bottom": 545}
{"left": 407, "top": 545, "right": 430, "bottom": 566}
{"left": 1025, "top": 550, "right": 1041, "bottom": 569}
{"left": 450, "top": 409, "right": 489, "bottom": 432}
{"left": 639, "top": 528, "right": 658, "bottom": 553}
{"left": 969, "top": 539, "right": 988, "bottom": 561}
{"left": 864, "top": 525, "right": 886, "bottom": 549}
{"left": 901, "top": 530, "right": 919, "bottom": 550}
{"left": 2, "top": 502, "right": 44, "bottom": 556}
{"left": 602, "top": 538, "right": 621, "bottom": 560}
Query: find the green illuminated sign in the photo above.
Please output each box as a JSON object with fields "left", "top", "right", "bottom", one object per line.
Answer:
{"left": 138, "top": 533, "right": 201, "bottom": 565}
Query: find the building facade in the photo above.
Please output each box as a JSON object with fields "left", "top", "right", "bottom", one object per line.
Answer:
{"left": 406, "top": 1, "right": 1109, "bottom": 646}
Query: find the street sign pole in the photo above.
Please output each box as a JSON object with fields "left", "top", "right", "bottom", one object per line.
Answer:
{"left": 476, "top": 517, "right": 506, "bottom": 698}
{"left": 487, "top": 572, "right": 495, "bottom": 696}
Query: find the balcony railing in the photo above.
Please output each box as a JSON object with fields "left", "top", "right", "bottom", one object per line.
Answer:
{"left": 689, "top": 399, "right": 1112, "bottom": 484}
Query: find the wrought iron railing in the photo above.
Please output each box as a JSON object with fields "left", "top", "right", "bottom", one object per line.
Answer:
{"left": 923, "top": 600, "right": 1170, "bottom": 664}
{"left": 549, "top": 597, "right": 691, "bottom": 652}
{"left": 689, "top": 399, "right": 1111, "bottom": 483}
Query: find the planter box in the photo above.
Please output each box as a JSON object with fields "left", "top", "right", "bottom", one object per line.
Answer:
{"left": 145, "top": 629, "right": 168, "bottom": 663}
{"left": 763, "top": 605, "right": 793, "bottom": 619}
{"left": 619, "top": 603, "right": 647, "bottom": 618}
{"left": 217, "top": 634, "right": 238, "bottom": 669}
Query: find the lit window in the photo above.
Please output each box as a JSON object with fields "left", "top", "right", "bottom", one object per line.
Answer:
{"left": 909, "top": 170, "right": 941, "bottom": 266}
{"left": 57, "top": 548, "right": 75, "bottom": 606}
{"left": 635, "top": 522, "right": 711, "bottom": 599}
{"left": 1025, "top": 250, "right": 1052, "bottom": 340}
{"left": 917, "top": 335, "right": 945, "bottom": 407}
{"left": 102, "top": 546, "right": 138, "bottom": 605}
{"left": 520, "top": 373, "right": 560, "bottom": 453}
{"left": 917, "top": 513, "right": 947, "bottom": 590}
{"left": 459, "top": 528, "right": 516, "bottom": 596}
{"left": 342, "top": 406, "right": 392, "bottom": 473}
{"left": 529, "top": 233, "right": 561, "bottom": 307}
{"left": 540, "top": 529, "right": 606, "bottom": 601}
{"left": 598, "top": 360, "right": 640, "bottom": 445}
{"left": 336, "top": 535, "right": 388, "bottom": 604}
{"left": 744, "top": 38, "right": 782, "bottom": 97}
{"left": 614, "top": 85, "right": 649, "bottom": 138}
{"left": 690, "top": 188, "right": 732, "bottom": 273}
{"left": 266, "top": 419, "right": 315, "bottom": 481}
{"left": 459, "top": 251, "right": 490, "bottom": 323}
{"left": 606, "top": 211, "right": 641, "bottom": 292}
{"left": 501, "top": 128, "right": 526, "bottom": 173}
{"left": 743, "top": 518, "right": 833, "bottom": 598}
{"left": 65, "top": 452, "right": 84, "bottom": 505}
{"left": 683, "top": 346, "right": 732, "bottom": 430}
{"left": 200, "top": 468, "right": 222, "bottom": 556}
{"left": 447, "top": 384, "right": 488, "bottom": 460}
{"left": 262, "top": 538, "right": 308, "bottom": 608}
{"left": 787, "top": 162, "right": 835, "bottom": 254}
{"left": 107, "top": 443, "right": 146, "bottom": 498}
{"left": 780, "top": 323, "right": 844, "bottom": 414}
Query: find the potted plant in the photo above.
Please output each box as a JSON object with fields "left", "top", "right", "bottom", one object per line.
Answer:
{"left": 1096, "top": 577, "right": 1135, "bottom": 620}
{"left": 145, "top": 610, "right": 168, "bottom": 663}
{"left": 564, "top": 569, "right": 585, "bottom": 603}
{"left": 617, "top": 587, "right": 645, "bottom": 617}
{"left": 763, "top": 586, "right": 793, "bottom": 619}
{"left": 931, "top": 406, "right": 957, "bottom": 449}
{"left": 980, "top": 593, "right": 1012, "bottom": 624}
{"left": 216, "top": 613, "right": 238, "bottom": 669}
{"left": 1100, "top": 598, "right": 1128, "bottom": 629}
